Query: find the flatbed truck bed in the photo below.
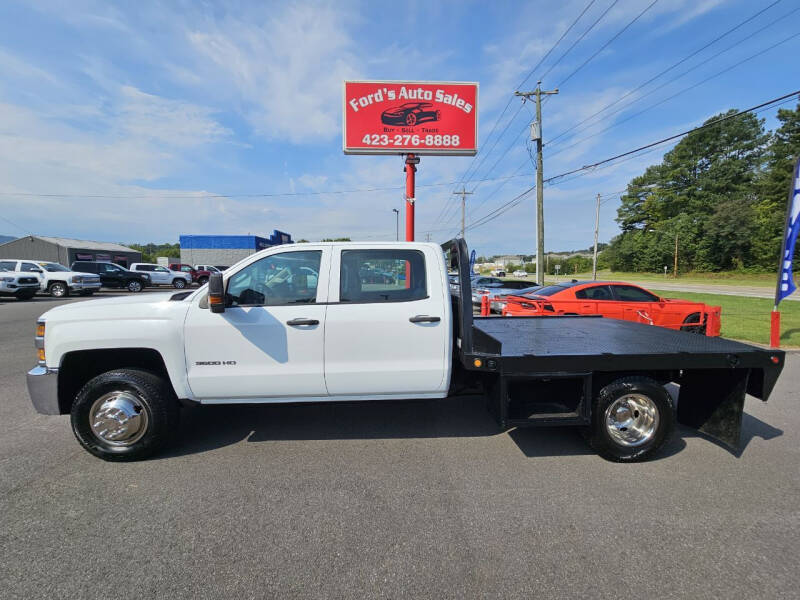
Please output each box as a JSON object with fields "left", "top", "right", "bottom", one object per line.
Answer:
{"left": 444, "top": 239, "right": 784, "bottom": 455}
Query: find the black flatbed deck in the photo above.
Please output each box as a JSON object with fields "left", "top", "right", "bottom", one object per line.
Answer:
{"left": 472, "top": 315, "right": 779, "bottom": 374}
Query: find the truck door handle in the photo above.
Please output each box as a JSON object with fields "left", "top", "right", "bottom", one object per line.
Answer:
{"left": 409, "top": 315, "right": 440, "bottom": 323}
{"left": 286, "top": 318, "right": 319, "bottom": 326}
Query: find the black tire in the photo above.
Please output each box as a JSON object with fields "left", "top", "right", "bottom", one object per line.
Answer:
{"left": 127, "top": 279, "right": 143, "bottom": 293}
{"left": 587, "top": 376, "right": 674, "bottom": 462}
{"left": 16, "top": 290, "right": 36, "bottom": 301}
{"left": 70, "top": 369, "right": 179, "bottom": 462}
{"left": 79, "top": 290, "right": 94, "bottom": 296}
{"left": 172, "top": 278, "right": 187, "bottom": 289}
{"left": 196, "top": 276, "right": 208, "bottom": 286}
{"left": 48, "top": 281, "right": 68, "bottom": 298}
{"left": 680, "top": 312, "right": 706, "bottom": 334}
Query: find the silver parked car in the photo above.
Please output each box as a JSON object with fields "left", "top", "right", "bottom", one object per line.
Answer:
{"left": 130, "top": 263, "right": 192, "bottom": 289}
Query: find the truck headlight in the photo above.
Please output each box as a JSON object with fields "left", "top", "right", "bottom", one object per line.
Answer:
{"left": 1, "top": 277, "right": 14, "bottom": 283}
{"left": 72, "top": 276, "right": 84, "bottom": 283}
{"left": 35, "top": 321, "right": 46, "bottom": 365}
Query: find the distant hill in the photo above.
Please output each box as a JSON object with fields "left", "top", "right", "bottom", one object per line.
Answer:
{"left": 0, "top": 235, "right": 17, "bottom": 245}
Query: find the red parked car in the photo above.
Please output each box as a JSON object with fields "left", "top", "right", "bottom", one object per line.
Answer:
{"left": 168, "top": 263, "right": 211, "bottom": 286}
{"left": 501, "top": 281, "right": 721, "bottom": 336}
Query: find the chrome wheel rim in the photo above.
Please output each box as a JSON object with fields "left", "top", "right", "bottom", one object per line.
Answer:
{"left": 51, "top": 283, "right": 65, "bottom": 297}
{"left": 89, "top": 391, "right": 148, "bottom": 446}
{"left": 175, "top": 279, "right": 185, "bottom": 288}
{"left": 129, "top": 281, "right": 142, "bottom": 292}
{"left": 604, "top": 393, "right": 659, "bottom": 447}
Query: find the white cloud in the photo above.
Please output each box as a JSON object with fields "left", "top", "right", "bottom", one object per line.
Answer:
{"left": 186, "top": 4, "right": 362, "bottom": 144}
{"left": 116, "top": 86, "right": 231, "bottom": 148}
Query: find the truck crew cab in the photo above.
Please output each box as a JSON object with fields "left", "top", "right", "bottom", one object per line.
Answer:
{"left": 28, "top": 240, "right": 784, "bottom": 462}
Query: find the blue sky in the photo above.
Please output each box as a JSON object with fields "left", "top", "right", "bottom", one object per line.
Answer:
{"left": 0, "top": 0, "right": 798, "bottom": 255}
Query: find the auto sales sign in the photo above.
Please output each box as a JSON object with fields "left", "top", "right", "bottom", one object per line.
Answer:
{"left": 343, "top": 81, "right": 478, "bottom": 155}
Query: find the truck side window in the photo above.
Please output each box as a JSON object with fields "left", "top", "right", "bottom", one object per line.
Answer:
{"left": 340, "top": 249, "right": 426, "bottom": 303}
{"left": 0, "top": 261, "right": 16, "bottom": 272}
{"left": 226, "top": 251, "right": 321, "bottom": 307}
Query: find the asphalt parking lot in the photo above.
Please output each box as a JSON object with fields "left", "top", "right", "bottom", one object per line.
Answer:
{"left": 1, "top": 294, "right": 798, "bottom": 599}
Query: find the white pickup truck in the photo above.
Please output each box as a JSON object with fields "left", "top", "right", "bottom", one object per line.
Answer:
{"left": 27, "top": 240, "right": 785, "bottom": 463}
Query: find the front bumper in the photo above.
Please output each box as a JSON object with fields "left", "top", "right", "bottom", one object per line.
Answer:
{"left": 69, "top": 281, "right": 102, "bottom": 292}
{"left": 27, "top": 366, "right": 61, "bottom": 415}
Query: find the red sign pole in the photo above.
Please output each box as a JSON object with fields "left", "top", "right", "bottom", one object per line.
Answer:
{"left": 405, "top": 154, "right": 416, "bottom": 241}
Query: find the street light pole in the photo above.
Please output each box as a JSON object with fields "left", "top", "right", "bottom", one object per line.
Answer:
{"left": 392, "top": 208, "right": 399, "bottom": 241}
{"left": 592, "top": 192, "right": 600, "bottom": 280}
{"left": 674, "top": 233, "right": 679, "bottom": 278}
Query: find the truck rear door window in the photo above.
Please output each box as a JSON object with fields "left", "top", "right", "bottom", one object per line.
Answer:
{"left": 340, "top": 249, "right": 426, "bottom": 303}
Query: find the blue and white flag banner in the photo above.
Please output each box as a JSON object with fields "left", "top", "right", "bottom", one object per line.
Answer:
{"left": 777, "top": 157, "right": 800, "bottom": 305}
{"left": 469, "top": 249, "right": 476, "bottom": 274}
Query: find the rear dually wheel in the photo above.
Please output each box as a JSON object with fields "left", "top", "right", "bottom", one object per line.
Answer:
{"left": 587, "top": 376, "right": 674, "bottom": 462}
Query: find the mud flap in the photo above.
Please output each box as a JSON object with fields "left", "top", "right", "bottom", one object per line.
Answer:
{"left": 677, "top": 368, "right": 749, "bottom": 450}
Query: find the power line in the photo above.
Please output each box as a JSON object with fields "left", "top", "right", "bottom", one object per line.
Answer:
{"left": 544, "top": 89, "right": 800, "bottom": 185}
{"left": 545, "top": 0, "right": 785, "bottom": 147}
{"left": 433, "top": 0, "right": 598, "bottom": 229}
{"left": 546, "top": 31, "right": 800, "bottom": 161}
{"left": 0, "top": 170, "right": 536, "bottom": 201}
{"left": 451, "top": 0, "right": 651, "bottom": 235}
{"left": 0, "top": 215, "right": 30, "bottom": 235}
{"left": 554, "top": 0, "right": 658, "bottom": 89}
{"left": 458, "top": 0, "right": 598, "bottom": 187}
{"left": 538, "top": 0, "right": 620, "bottom": 82}
{"left": 457, "top": 91, "right": 799, "bottom": 237}
{"left": 548, "top": 92, "right": 800, "bottom": 189}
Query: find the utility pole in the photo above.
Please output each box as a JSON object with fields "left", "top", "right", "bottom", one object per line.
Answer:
{"left": 516, "top": 82, "right": 558, "bottom": 286}
{"left": 453, "top": 186, "right": 474, "bottom": 239}
{"left": 392, "top": 208, "right": 399, "bottom": 241}
{"left": 592, "top": 193, "right": 601, "bottom": 280}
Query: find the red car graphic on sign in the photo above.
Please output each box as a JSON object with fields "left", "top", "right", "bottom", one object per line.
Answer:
{"left": 381, "top": 102, "right": 441, "bottom": 126}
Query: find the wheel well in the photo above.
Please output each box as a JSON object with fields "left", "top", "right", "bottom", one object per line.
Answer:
{"left": 57, "top": 348, "right": 169, "bottom": 414}
{"left": 683, "top": 312, "right": 702, "bottom": 324}
{"left": 592, "top": 370, "right": 678, "bottom": 397}
{"left": 48, "top": 280, "right": 67, "bottom": 287}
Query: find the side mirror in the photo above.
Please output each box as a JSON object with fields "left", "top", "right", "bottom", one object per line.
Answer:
{"left": 209, "top": 273, "right": 225, "bottom": 313}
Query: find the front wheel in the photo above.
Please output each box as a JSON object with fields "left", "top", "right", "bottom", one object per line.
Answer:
{"left": 172, "top": 278, "right": 186, "bottom": 289}
{"left": 49, "top": 282, "right": 68, "bottom": 298}
{"left": 70, "top": 369, "right": 179, "bottom": 461}
{"left": 16, "top": 290, "right": 36, "bottom": 301}
{"left": 196, "top": 276, "right": 208, "bottom": 286}
{"left": 127, "top": 280, "right": 143, "bottom": 293}
{"left": 587, "top": 376, "right": 674, "bottom": 462}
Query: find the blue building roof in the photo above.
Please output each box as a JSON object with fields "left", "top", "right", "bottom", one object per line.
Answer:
{"left": 180, "top": 230, "right": 293, "bottom": 250}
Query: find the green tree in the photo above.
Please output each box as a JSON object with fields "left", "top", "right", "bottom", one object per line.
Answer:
{"left": 603, "top": 109, "right": 769, "bottom": 272}
{"left": 753, "top": 102, "right": 800, "bottom": 269}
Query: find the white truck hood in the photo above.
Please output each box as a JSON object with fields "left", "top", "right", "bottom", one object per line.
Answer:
{"left": 41, "top": 291, "right": 184, "bottom": 320}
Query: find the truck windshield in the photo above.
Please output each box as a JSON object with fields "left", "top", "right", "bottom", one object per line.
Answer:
{"left": 39, "top": 263, "right": 70, "bottom": 272}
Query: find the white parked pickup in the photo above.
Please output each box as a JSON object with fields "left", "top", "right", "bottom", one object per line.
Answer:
{"left": 26, "top": 240, "right": 785, "bottom": 463}
{"left": 0, "top": 259, "right": 42, "bottom": 300}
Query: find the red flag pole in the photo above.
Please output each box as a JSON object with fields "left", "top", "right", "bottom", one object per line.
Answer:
{"left": 404, "top": 154, "right": 417, "bottom": 242}
{"left": 771, "top": 155, "right": 800, "bottom": 348}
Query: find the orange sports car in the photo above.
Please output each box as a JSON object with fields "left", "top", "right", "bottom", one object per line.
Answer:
{"left": 501, "top": 281, "right": 721, "bottom": 336}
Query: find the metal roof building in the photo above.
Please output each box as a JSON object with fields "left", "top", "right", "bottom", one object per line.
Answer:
{"left": 179, "top": 231, "right": 293, "bottom": 267}
{"left": 0, "top": 235, "right": 142, "bottom": 267}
